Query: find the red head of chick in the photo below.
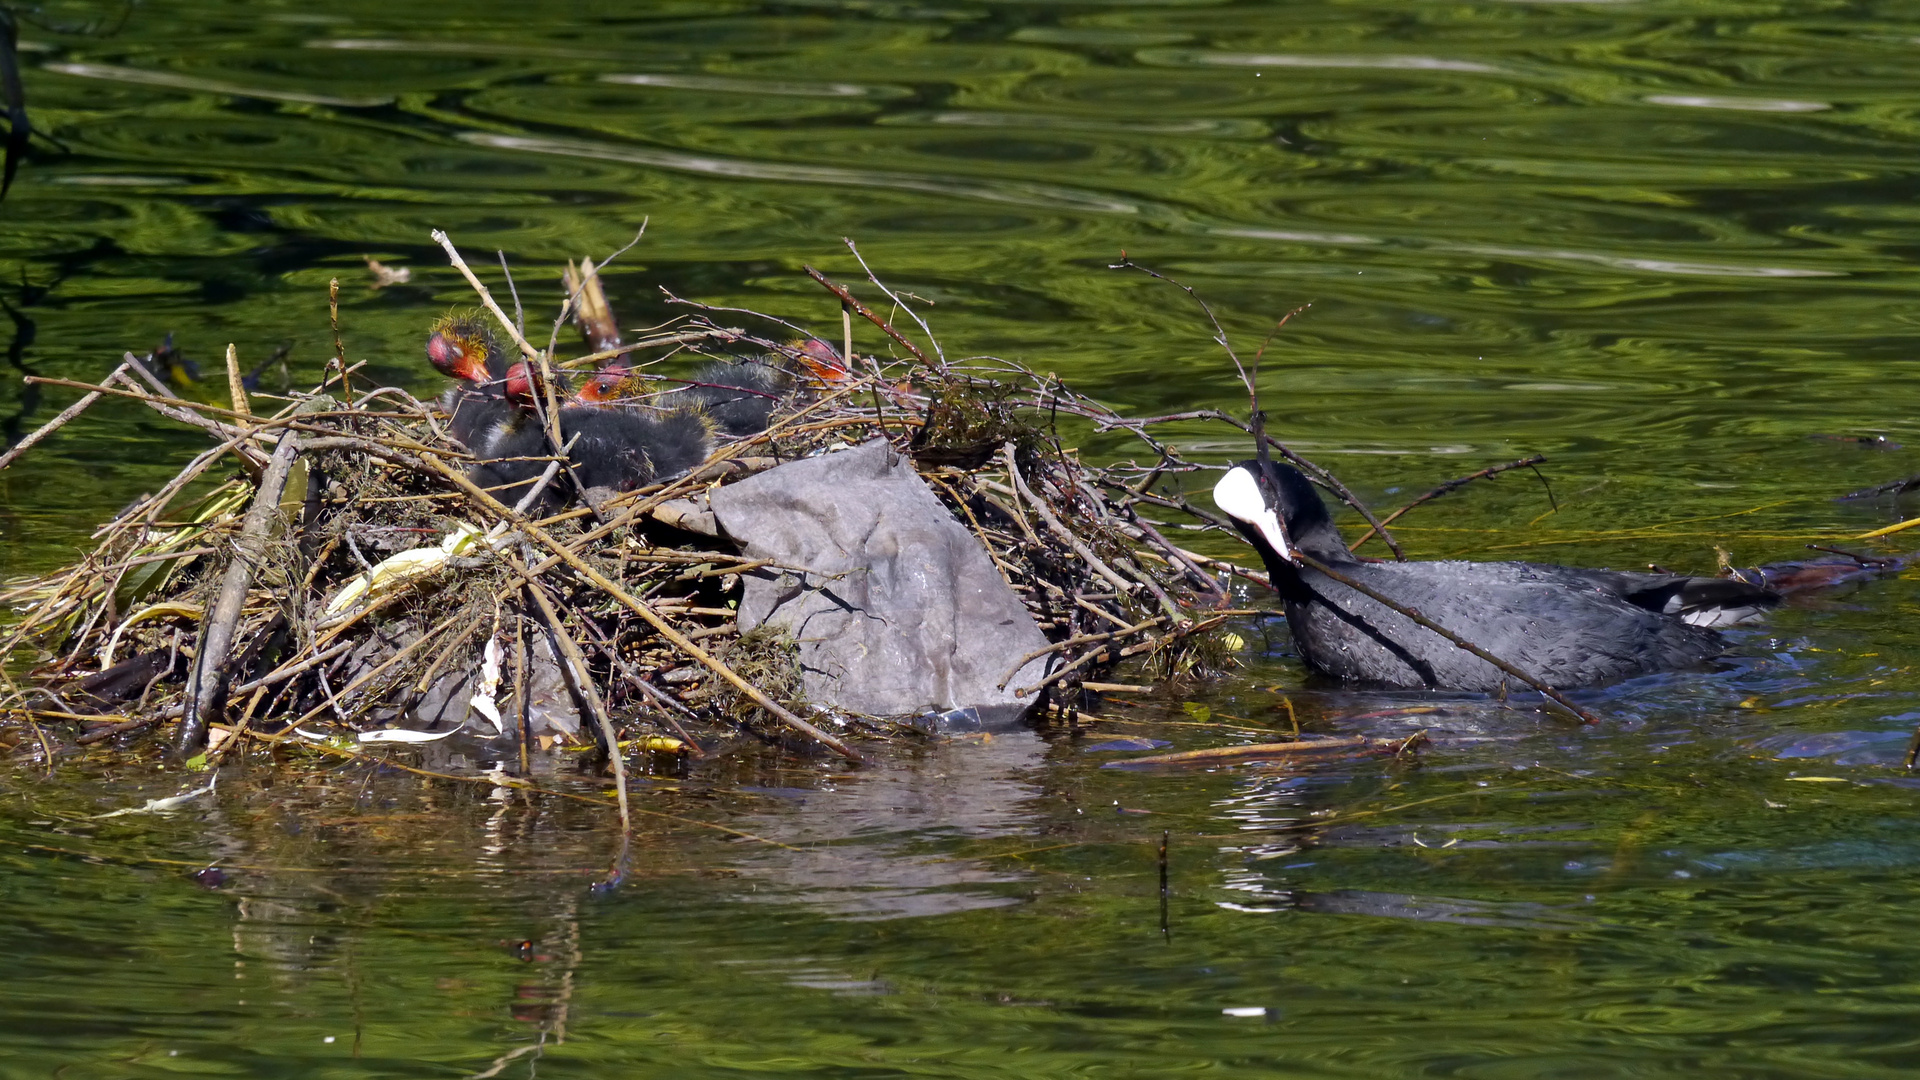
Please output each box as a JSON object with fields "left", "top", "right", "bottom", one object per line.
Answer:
{"left": 426, "top": 312, "right": 507, "bottom": 386}
{"left": 501, "top": 361, "right": 579, "bottom": 410}
{"left": 503, "top": 361, "right": 538, "bottom": 407}
{"left": 574, "top": 361, "right": 634, "bottom": 405}
{"left": 791, "top": 337, "right": 850, "bottom": 383}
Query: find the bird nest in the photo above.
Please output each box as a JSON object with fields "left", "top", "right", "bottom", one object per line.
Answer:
{"left": 0, "top": 233, "right": 1259, "bottom": 776}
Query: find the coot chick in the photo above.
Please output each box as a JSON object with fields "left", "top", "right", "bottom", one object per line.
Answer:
{"left": 463, "top": 368, "right": 552, "bottom": 507}
{"left": 1213, "top": 458, "right": 1781, "bottom": 691}
{"left": 426, "top": 312, "right": 517, "bottom": 452}
{"left": 479, "top": 362, "right": 715, "bottom": 509}
{"left": 573, "top": 340, "right": 847, "bottom": 437}
{"left": 563, "top": 407, "right": 713, "bottom": 491}
{"left": 681, "top": 357, "right": 791, "bottom": 437}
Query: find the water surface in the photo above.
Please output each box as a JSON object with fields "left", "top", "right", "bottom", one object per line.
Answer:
{"left": 4, "top": 0, "right": 1920, "bottom": 1075}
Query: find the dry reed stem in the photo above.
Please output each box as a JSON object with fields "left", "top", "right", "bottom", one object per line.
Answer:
{"left": 224, "top": 343, "right": 250, "bottom": 418}
{"left": 431, "top": 230, "right": 542, "bottom": 362}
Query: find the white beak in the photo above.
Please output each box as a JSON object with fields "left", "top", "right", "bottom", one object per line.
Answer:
{"left": 1213, "top": 465, "right": 1294, "bottom": 562}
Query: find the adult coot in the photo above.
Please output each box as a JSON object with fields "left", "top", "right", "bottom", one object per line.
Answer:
{"left": 1213, "top": 458, "right": 1781, "bottom": 690}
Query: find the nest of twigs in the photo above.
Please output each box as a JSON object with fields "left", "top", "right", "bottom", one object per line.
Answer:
{"left": 0, "top": 234, "right": 1277, "bottom": 774}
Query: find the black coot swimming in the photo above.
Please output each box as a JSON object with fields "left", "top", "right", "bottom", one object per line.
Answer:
{"left": 1213, "top": 457, "right": 1781, "bottom": 690}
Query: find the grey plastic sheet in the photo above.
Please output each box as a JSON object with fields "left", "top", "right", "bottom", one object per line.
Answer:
{"left": 709, "top": 439, "right": 1052, "bottom": 722}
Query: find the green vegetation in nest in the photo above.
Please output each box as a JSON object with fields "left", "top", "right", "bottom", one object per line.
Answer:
{"left": 712, "top": 624, "right": 806, "bottom": 729}
{"left": 910, "top": 373, "right": 1042, "bottom": 470}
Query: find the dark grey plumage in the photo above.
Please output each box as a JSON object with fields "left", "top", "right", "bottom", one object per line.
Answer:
{"left": 1215, "top": 458, "right": 1781, "bottom": 691}
{"left": 682, "top": 359, "right": 792, "bottom": 438}
{"left": 464, "top": 405, "right": 715, "bottom": 512}
{"left": 564, "top": 408, "right": 712, "bottom": 492}
{"left": 430, "top": 338, "right": 797, "bottom": 511}
{"left": 464, "top": 411, "right": 552, "bottom": 508}
{"left": 444, "top": 389, "right": 513, "bottom": 454}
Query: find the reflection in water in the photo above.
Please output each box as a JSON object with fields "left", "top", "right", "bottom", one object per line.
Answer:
{"left": 600, "top": 72, "right": 908, "bottom": 100}
{"left": 1445, "top": 242, "right": 1841, "bottom": 278}
{"left": 730, "top": 731, "right": 1050, "bottom": 920}
{"left": 1644, "top": 94, "right": 1832, "bottom": 113}
{"left": 1139, "top": 49, "right": 1506, "bottom": 74}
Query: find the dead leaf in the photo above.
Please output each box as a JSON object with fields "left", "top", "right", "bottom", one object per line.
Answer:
{"left": 365, "top": 256, "right": 411, "bottom": 288}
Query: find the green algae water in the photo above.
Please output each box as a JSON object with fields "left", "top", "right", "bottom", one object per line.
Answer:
{"left": 7, "top": 0, "right": 1920, "bottom": 1075}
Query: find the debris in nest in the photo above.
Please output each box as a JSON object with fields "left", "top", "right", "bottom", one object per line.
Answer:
{"left": 0, "top": 230, "right": 1267, "bottom": 778}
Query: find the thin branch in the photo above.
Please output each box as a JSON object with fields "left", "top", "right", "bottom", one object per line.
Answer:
{"left": 0, "top": 359, "right": 131, "bottom": 471}
{"left": 802, "top": 266, "right": 929, "bottom": 366}
{"left": 1349, "top": 454, "right": 1547, "bottom": 552}
{"left": 845, "top": 238, "right": 942, "bottom": 364}
{"left": 1109, "top": 256, "right": 1248, "bottom": 387}
{"left": 431, "top": 230, "right": 540, "bottom": 362}
{"left": 496, "top": 250, "right": 524, "bottom": 336}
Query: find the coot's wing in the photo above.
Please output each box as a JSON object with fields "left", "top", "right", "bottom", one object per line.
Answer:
{"left": 1553, "top": 568, "right": 1781, "bottom": 628}
{"left": 1328, "top": 561, "right": 1728, "bottom": 689}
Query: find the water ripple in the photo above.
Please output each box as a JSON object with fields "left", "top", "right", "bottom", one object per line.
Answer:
{"left": 460, "top": 131, "right": 1151, "bottom": 216}
{"left": 1138, "top": 48, "right": 1505, "bottom": 74}
{"left": 43, "top": 61, "right": 394, "bottom": 108}
{"left": 600, "top": 72, "right": 910, "bottom": 100}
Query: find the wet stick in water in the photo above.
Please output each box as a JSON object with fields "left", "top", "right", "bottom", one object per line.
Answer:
{"left": 1110, "top": 735, "right": 1402, "bottom": 767}
{"left": 516, "top": 569, "right": 631, "bottom": 870}
{"left": 513, "top": 614, "right": 530, "bottom": 774}
{"left": 1158, "top": 829, "right": 1170, "bottom": 940}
